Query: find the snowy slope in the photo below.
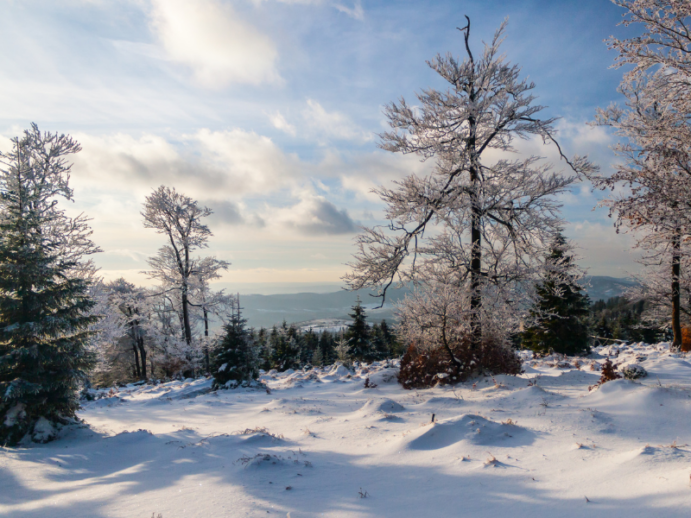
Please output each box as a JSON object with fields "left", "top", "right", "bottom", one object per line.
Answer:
{"left": 2, "top": 344, "right": 691, "bottom": 517}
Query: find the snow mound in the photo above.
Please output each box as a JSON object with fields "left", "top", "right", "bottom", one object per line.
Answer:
{"left": 357, "top": 398, "right": 405, "bottom": 416}
{"left": 365, "top": 367, "right": 399, "bottom": 386}
{"left": 31, "top": 417, "right": 57, "bottom": 443}
{"left": 105, "top": 429, "right": 155, "bottom": 446}
{"left": 589, "top": 378, "right": 642, "bottom": 396}
{"left": 402, "top": 414, "right": 533, "bottom": 451}
{"left": 165, "top": 378, "right": 214, "bottom": 400}
{"left": 618, "top": 444, "right": 691, "bottom": 465}
{"left": 413, "top": 396, "right": 464, "bottom": 409}
{"left": 263, "top": 398, "right": 289, "bottom": 409}
{"left": 320, "top": 364, "right": 351, "bottom": 380}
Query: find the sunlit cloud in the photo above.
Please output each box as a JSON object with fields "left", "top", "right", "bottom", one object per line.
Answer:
{"left": 149, "top": 0, "right": 281, "bottom": 88}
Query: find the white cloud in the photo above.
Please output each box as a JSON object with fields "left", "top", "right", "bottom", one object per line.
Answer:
{"left": 70, "top": 129, "right": 302, "bottom": 200}
{"left": 192, "top": 128, "right": 302, "bottom": 196}
{"left": 334, "top": 150, "right": 434, "bottom": 202}
{"left": 272, "top": 191, "right": 357, "bottom": 235}
{"left": 334, "top": 0, "right": 364, "bottom": 20}
{"left": 566, "top": 219, "right": 642, "bottom": 276}
{"left": 269, "top": 111, "right": 297, "bottom": 136}
{"left": 303, "top": 99, "right": 372, "bottom": 143}
{"left": 149, "top": 0, "right": 280, "bottom": 88}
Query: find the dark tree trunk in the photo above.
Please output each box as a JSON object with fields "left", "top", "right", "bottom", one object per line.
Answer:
{"left": 203, "top": 307, "right": 210, "bottom": 373}
{"left": 137, "top": 335, "right": 147, "bottom": 380}
{"left": 672, "top": 227, "right": 682, "bottom": 349}
{"left": 468, "top": 111, "right": 482, "bottom": 351}
{"left": 132, "top": 344, "right": 141, "bottom": 379}
{"left": 181, "top": 284, "right": 192, "bottom": 346}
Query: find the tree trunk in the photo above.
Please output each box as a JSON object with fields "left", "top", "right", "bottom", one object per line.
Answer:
{"left": 468, "top": 111, "right": 482, "bottom": 350}
{"left": 671, "top": 227, "right": 682, "bottom": 349}
{"left": 203, "top": 307, "right": 210, "bottom": 373}
{"left": 132, "top": 344, "right": 141, "bottom": 379}
{"left": 137, "top": 335, "right": 147, "bottom": 380}
{"left": 181, "top": 283, "right": 192, "bottom": 346}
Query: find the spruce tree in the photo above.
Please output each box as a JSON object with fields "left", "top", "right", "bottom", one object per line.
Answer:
{"left": 0, "top": 125, "right": 100, "bottom": 445}
{"left": 344, "top": 298, "right": 374, "bottom": 361}
{"left": 311, "top": 346, "right": 324, "bottom": 367}
{"left": 318, "top": 330, "right": 335, "bottom": 364}
{"left": 522, "top": 234, "right": 591, "bottom": 356}
{"left": 270, "top": 322, "right": 300, "bottom": 371}
{"left": 212, "top": 298, "right": 257, "bottom": 387}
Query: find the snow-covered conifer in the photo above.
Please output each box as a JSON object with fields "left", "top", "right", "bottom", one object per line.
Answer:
{"left": 0, "top": 125, "right": 100, "bottom": 445}
{"left": 344, "top": 298, "right": 374, "bottom": 361}
{"left": 521, "top": 234, "right": 591, "bottom": 355}
{"left": 212, "top": 297, "right": 258, "bottom": 387}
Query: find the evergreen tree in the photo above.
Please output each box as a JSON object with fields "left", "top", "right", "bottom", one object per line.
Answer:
{"left": 522, "top": 234, "right": 591, "bottom": 355}
{"left": 302, "top": 328, "right": 319, "bottom": 365}
{"left": 270, "top": 322, "right": 300, "bottom": 371}
{"left": 212, "top": 298, "right": 257, "bottom": 387}
{"left": 0, "top": 125, "right": 100, "bottom": 445}
{"left": 318, "top": 330, "right": 336, "bottom": 364}
{"left": 255, "top": 327, "right": 272, "bottom": 370}
{"left": 334, "top": 335, "right": 352, "bottom": 367}
{"left": 311, "top": 346, "right": 324, "bottom": 367}
{"left": 378, "top": 319, "right": 401, "bottom": 357}
{"left": 344, "top": 298, "right": 374, "bottom": 361}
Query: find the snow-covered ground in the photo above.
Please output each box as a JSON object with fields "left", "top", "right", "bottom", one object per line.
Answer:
{"left": 2, "top": 343, "right": 691, "bottom": 517}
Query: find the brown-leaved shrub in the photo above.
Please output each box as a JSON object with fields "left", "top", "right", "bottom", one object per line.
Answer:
{"left": 398, "top": 334, "right": 521, "bottom": 389}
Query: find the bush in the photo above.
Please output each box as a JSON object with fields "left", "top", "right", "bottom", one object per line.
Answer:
{"left": 622, "top": 364, "right": 647, "bottom": 380}
{"left": 589, "top": 357, "right": 621, "bottom": 391}
{"left": 398, "top": 334, "right": 522, "bottom": 389}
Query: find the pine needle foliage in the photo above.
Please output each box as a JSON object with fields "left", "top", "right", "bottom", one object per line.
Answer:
{"left": 522, "top": 234, "right": 591, "bottom": 356}
{"left": 0, "top": 125, "right": 99, "bottom": 445}
{"left": 212, "top": 298, "right": 257, "bottom": 387}
{"left": 344, "top": 298, "right": 374, "bottom": 361}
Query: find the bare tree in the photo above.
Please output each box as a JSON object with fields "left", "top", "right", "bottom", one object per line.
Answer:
{"left": 142, "top": 186, "right": 228, "bottom": 350}
{"left": 592, "top": 0, "right": 691, "bottom": 348}
{"left": 189, "top": 256, "right": 232, "bottom": 372}
{"left": 345, "top": 18, "right": 595, "bottom": 349}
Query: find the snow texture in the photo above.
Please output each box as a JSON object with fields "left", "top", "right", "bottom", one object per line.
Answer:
{"left": 1, "top": 342, "right": 691, "bottom": 516}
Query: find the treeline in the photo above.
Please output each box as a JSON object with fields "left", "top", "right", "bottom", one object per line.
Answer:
{"left": 589, "top": 297, "right": 669, "bottom": 344}
{"left": 211, "top": 299, "right": 400, "bottom": 387}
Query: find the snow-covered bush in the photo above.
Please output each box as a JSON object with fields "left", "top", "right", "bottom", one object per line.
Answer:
{"left": 396, "top": 281, "right": 522, "bottom": 389}
{"left": 398, "top": 333, "right": 521, "bottom": 389}
{"left": 622, "top": 364, "right": 648, "bottom": 380}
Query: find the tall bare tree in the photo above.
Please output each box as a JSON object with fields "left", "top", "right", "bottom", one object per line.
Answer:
{"left": 592, "top": 0, "right": 691, "bottom": 348}
{"left": 142, "top": 186, "right": 228, "bottom": 350}
{"left": 345, "top": 18, "right": 595, "bottom": 350}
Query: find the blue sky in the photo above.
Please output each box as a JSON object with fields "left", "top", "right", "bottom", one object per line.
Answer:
{"left": 0, "top": 0, "right": 642, "bottom": 291}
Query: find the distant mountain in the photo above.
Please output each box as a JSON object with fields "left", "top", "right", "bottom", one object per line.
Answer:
{"left": 579, "top": 275, "right": 639, "bottom": 303}
{"left": 237, "top": 276, "right": 638, "bottom": 329}
{"left": 239, "top": 286, "right": 410, "bottom": 329}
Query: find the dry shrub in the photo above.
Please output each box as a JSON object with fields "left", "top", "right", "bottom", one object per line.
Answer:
{"left": 398, "top": 334, "right": 521, "bottom": 389}
{"left": 588, "top": 358, "right": 621, "bottom": 391}
{"left": 681, "top": 327, "right": 691, "bottom": 352}
{"left": 600, "top": 358, "right": 621, "bottom": 383}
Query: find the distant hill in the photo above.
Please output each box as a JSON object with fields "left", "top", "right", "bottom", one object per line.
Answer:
{"left": 239, "top": 286, "right": 410, "bottom": 329}
{"left": 580, "top": 275, "right": 638, "bottom": 302}
{"left": 237, "top": 276, "right": 638, "bottom": 329}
